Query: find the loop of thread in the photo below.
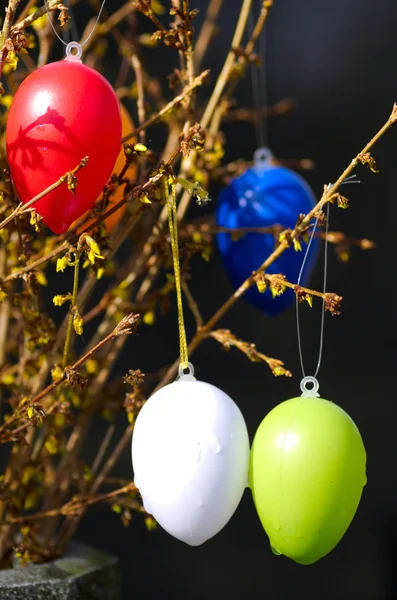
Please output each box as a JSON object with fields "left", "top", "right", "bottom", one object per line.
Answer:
{"left": 300, "top": 376, "right": 320, "bottom": 398}
{"left": 253, "top": 146, "right": 273, "bottom": 171}
{"left": 65, "top": 42, "right": 82, "bottom": 62}
{"left": 163, "top": 177, "right": 189, "bottom": 372}
{"left": 178, "top": 362, "right": 195, "bottom": 379}
{"left": 43, "top": 0, "right": 108, "bottom": 50}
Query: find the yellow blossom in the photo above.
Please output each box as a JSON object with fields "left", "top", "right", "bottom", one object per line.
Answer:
{"left": 0, "top": 95, "right": 13, "bottom": 110}
{"left": 56, "top": 256, "right": 69, "bottom": 272}
{"left": 85, "top": 359, "right": 98, "bottom": 374}
{"left": 143, "top": 311, "right": 155, "bottom": 325}
{"left": 3, "top": 51, "right": 18, "bottom": 75}
{"left": 73, "top": 311, "right": 84, "bottom": 335}
{"left": 84, "top": 235, "right": 103, "bottom": 264}
{"left": 36, "top": 271, "right": 47, "bottom": 286}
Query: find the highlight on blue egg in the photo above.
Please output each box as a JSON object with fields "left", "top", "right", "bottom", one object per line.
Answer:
{"left": 216, "top": 147, "right": 320, "bottom": 317}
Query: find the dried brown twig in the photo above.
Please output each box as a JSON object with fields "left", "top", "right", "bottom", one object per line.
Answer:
{"left": 210, "top": 329, "right": 291, "bottom": 377}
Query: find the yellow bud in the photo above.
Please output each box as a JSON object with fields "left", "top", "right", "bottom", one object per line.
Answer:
{"left": 73, "top": 312, "right": 84, "bottom": 335}
{"left": 139, "top": 193, "right": 152, "bottom": 204}
{"left": 293, "top": 238, "right": 302, "bottom": 252}
{"left": 54, "top": 414, "right": 66, "bottom": 429}
{"left": 85, "top": 359, "right": 98, "bottom": 374}
{"left": 44, "top": 435, "right": 58, "bottom": 455}
{"left": 134, "top": 143, "right": 147, "bottom": 153}
{"left": 36, "top": 271, "right": 47, "bottom": 286}
{"left": 4, "top": 51, "right": 18, "bottom": 74}
{"left": 143, "top": 311, "right": 155, "bottom": 325}
{"left": 151, "top": 0, "right": 165, "bottom": 14}
{"left": 51, "top": 365, "right": 63, "bottom": 380}
{"left": 0, "top": 95, "right": 13, "bottom": 109}
{"left": 256, "top": 279, "right": 267, "bottom": 293}
{"left": 24, "top": 491, "right": 39, "bottom": 511}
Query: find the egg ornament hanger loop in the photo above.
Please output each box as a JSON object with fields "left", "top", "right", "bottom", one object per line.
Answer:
{"left": 249, "top": 191, "right": 367, "bottom": 565}
{"left": 131, "top": 178, "right": 250, "bottom": 546}
{"left": 65, "top": 42, "right": 83, "bottom": 62}
{"left": 5, "top": 0, "right": 122, "bottom": 234}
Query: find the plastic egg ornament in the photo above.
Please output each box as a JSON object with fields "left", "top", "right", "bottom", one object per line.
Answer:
{"left": 249, "top": 381, "right": 367, "bottom": 564}
{"left": 216, "top": 148, "right": 320, "bottom": 317}
{"left": 6, "top": 43, "right": 121, "bottom": 234}
{"left": 132, "top": 368, "right": 250, "bottom": 546}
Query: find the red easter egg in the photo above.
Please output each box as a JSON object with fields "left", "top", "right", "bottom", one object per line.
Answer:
{"left": 6, "top": 57, "right": 121, "bottom": 234}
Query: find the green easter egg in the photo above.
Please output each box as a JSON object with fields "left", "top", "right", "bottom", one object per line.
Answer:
{"left": 249, "top": 396, "right": 367, "bottom": 565}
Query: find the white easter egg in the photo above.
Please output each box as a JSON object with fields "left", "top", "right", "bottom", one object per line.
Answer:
{"left": 132, "top": 376, "right": 250, "bottom": 546}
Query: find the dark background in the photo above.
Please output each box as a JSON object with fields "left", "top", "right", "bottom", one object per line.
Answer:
{"left": 62, "top": 0, "right": 397, "bottom": 598}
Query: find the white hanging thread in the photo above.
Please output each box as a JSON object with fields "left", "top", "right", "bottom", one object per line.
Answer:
{"left": 61, "top": 0, "right": 80, "bottom": 45}
{"left": 43, "top": 0, "right": 108, "bottom": 57}
{"left": 296, "top": 175, "right": 360, "bottom": 397}
{"left": 249, "top": 1, "right": 268, "bottom": 149}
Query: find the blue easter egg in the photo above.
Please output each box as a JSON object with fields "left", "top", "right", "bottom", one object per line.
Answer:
{"left": 216, "top": 156, "right": 320, "bottom": 317}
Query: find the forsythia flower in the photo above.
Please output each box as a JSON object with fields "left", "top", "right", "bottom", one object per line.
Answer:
{"left": 85, "top": 235, "right": 103, "bottom": 264}
{"left": 53, "top": 294, "right": 71, "bottom": 306}
{"left": 56, "top": 256, "right": 69, "bottom": 272}
{"left": 3, "top": 51, "right": 18, "bottom": 75}
{"left": 73, "top": 311, "right": 84, "bottom": 335}
{"left": 0, "top": 95, "right": 13, "bottom": 110}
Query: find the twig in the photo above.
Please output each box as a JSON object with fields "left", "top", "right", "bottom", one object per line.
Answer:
{"left": 182, "top": 280, "right": 203, "bottom": 327}
{"left": 62, "top": 256, "right": 80, "bottom": 368}
{"left": 10, "top": 0, "right": 65, "bottom": 35}
{"left": 90, "top": 424, "right": 116, "bottom": 477}
{"left": 0, "top": 483, "right": 136, "bottom": 525}
{"left": 130, "top": 52, "right": 146, "bottom": 144}
{"left": 194, "top": 0, "right": 224, "bottom": 70}
{"left": 224, "top": 99, "right": 295, "bottom": 122}
{"left": 0, "top": 157, "right": 89, "bottom": 232}
{"left": 200, "top": 0, "right": 253, "bottom": 129}
{"left": 56, "top": 425, "right": 134, "bottom": 547}
{"left": 209, "top": 329, "right": 291, "bottom": 377}
{"left": 0, "top": 0, "right": 23, "bottom": 79}
{"left": 0, "top": 314, "right": 139, "bottom": 442}
{"left": 122, "top": 69, "right": 210, "bottom": 142}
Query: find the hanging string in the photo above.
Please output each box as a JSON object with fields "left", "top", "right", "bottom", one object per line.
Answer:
{"left": 43, "top": 0, "right": 108, "bottom": 48}
{"left": 249, "top": 1, "right": 268, "bottom": 148}
{"left": 61, "top": 0, "right": 80, "bottom": 46}
{"left": 163, "top": 177, "right": 189, "bottom": 371}
{"left": 296, "top": 203, "right": 329, "bottom": 381}
{"left": 296, "top": 175, "right": 360, "bottom": 386}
